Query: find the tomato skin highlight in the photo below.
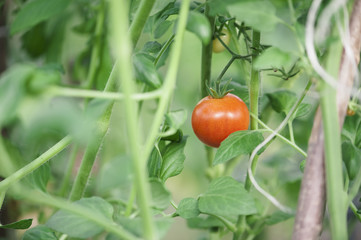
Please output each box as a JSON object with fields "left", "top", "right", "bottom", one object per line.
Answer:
{"left": 191, "top": 93, "right": 250, "bottom": 148}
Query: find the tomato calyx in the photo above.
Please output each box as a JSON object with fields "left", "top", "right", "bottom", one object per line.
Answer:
{"left": 206, "top": 78, "right": 233, "bottom": 99}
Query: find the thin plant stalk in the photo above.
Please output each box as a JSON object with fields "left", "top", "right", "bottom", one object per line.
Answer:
{"left": 109, "top": 0, "right": 155, "bottom": 238}
{"left": 0, "top": 136, "right": 72, "bottom": 193}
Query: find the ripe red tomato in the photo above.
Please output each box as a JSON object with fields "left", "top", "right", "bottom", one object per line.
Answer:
{"left": 212, "top": 29, "right": 230, "bottom": 53}
{"left": 191, "top": 93, "right": 249, "bottom": 148}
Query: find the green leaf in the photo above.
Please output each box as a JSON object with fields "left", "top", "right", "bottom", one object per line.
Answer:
{"left": 154, "top": 20, "right": 173, "bottom": 39}
{"left": 11, "top": 0, "right": 71, "bottom": 35}
{"left": 176, "top": 198, "right": 200, "bottom": 219}
{"left": 227, "top": 1, "right": 281, "bottom": 32}
{"left": 293, "top": 103, "right": 312, "bottom": 119}
{"left": 262, "top": 23, "right": 300, "bottom": 53}
{"left": 142, "top": 41, "right": 162, "bottom": 54}
{"left": 254, "top": 47, "right": 295, "bottom": 70}
{"left": 22, "top": 225, "right": 57, "bottom": 240}
{"left": 133, "top": 53, "right": 162, "bottom": 88}
{"left": 165, "top": 109, "right": 187, "bottom": 130}
{"left": 97, "top": 156, "right": 132, "bottom": 195}
{"left": 342, "top": 140, "right": 361, "bottom": 180}
{"left": 115, "top": 217, "right": 173, "bottom": 238}
{"left": 187, "top": 215, "right": 224, "bottom": 229}
{"left": 150, "top": 0, "right": 174, "bottom": 16}
{"left": 21, "top": 22, "right": 47, "bottom": 58}
{"left": 265, "top": 211, "right": 294, "bottom": 225}
{"left": 207, "top": 0, "right": 239, "bottom": 16}
{"left": 355, "top": 121, "right": 361, "bottom": 149}
{"left": 46, "top": 197, "right": 113, "bottom": 238}
{"left": 30, "top": 163, "right": 50, "bottom": 192}
{"left": 266, "top": 89, "right": 297, "bottom": 114}
{"left": 0, "top": 64, "right": 35, "bottom": 126}
{"left": 148, "top": 146, "right": 163, "bottom": 178}
{"left": 198, "top": 176, "right": 258, "bottom": 217}
{"left": 27, "top": 64, "right": 62, "bottom": 93}
{"left": 186, "top": 11, "right": 211, "bottom": 45}
{"left": 150, "top": 179, "right": 171, "bottom": 210}
{"left": 214, "top": 131, "right": 264, "bottom": 165}
{"left": 160, "top": 137, "right": 187, "bottom": 181}
{"left": 0, "top": 219, "right": 32, "bottom": 230}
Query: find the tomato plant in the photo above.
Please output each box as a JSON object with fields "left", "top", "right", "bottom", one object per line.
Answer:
{"left": 191, "top": 93, "right": 249, "bottom": 148}
{"left": 1, "top": 0, "right": 361, "bottom": 240}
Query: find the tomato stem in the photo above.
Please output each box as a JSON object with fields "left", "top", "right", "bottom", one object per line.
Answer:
{"left": 201, "top": 3, "right": 215, "bottom": 98}
{"left": 84, "top": 0, "right": 105, "bottom": 90}
{"left": 128, "top": 0, "right": 156, "bottom": 47}
{"left": 0, "top": 136, "right": 72, "bottom": 193}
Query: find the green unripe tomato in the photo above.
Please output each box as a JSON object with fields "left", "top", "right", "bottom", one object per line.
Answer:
{"left": 212, "top": 29, "right": 230, "bottom": 53}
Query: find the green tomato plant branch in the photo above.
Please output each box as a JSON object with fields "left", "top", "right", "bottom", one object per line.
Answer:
{"left": 67, "top": 0, "right": 157, "bottom": 204}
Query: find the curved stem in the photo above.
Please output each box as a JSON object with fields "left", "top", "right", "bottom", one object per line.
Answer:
{"left": 154, "top": 34, "right": 175, "bottom": 67}
{"left": 252, "top": 114, "right": 307, "bottom": 157}
{"left": 19, "top": 189, "right": 138, "bottom": 240}
{"left": 0, "top": 136, "right": 72, "bottom": 193}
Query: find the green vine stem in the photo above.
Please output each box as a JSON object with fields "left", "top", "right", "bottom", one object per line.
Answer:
{"left": 0, "top": 136, "right": 72, "bottom": 193}
{"left": 128, "top": 0, "right": 156, "bottom": 47}
{"left": 244, "top": 30, "right": 260, "bottom": 192}
{"left": 319, "top": 29, "right": 348, "bottom": 239}
{"left": 141, "top": 0, "right": 191, "bottom": 169}
{"left": 85, "top": 0, "right": 105, "bottom": 89}
{"left": 58, "top": 145, "right": 78, "bottom": 197}
{"left": 49, "top": 86, "right": 162, "bottom": 101}
{"left": 68, "top": 0, "right": 157, "bottom": 203}
{"left": 16, "top": 188, "right": 138, "bottom": 240}
{"left": 201, "top": 2, "right": 215, "bottom": 98}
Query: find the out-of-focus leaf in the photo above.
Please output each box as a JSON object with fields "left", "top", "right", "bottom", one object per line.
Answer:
{"left": 266, "top": 89, "right": 297, "bottom": 114}
{"left": 187, "top": 216, "right": 224, "bottom": 229}
{"left": 97, "top": 156, "right": 132, "bottom": 195}
{"left": 0, "top": 64, "right": 34, "bottom": 126}
{"left": 254, "top": 47, "right": 295, "bottom": 70}
{"left": 342, "top": 140, "right": 361, "bottom": 180}
{"left": 11, "top": 0, "right": 71, "bottom": 34}
{"left": 214, "top": 131, "right": 264, "bottom": 165}
{"left": 22, "top": 225, "right": 57, "bottom": 240}
{"left": 207, "top": 0, "right": 239, "bottom": 16}
{"left": 186, "top": 11, "right": 211, "bottom": 45}
{"left": 198, "top": 177, "right": 258, "bottom": 217}
{"left": 265, "top": 211, "right": 294, "bottom": 225}
{"left": 154, "top": 20, "right": 173, "bottom": 39}
{"left": 176, "top": 198, "right": 200, "bottom": 219}
{"left": 150, "top": 0, "right": 175, "bottom": 16}
{"left": 30, "top": 163, "right": 50, "bottom": 192}
{"left": 142, "top": 41, "right": 162, "bottom": 54}
{"left": 150, "top": 179, "right": 171, "bottom": 210}
{"left": 21, "top": 23, "right": 47, "bottom": 58}
{"left": 115, "top": 217, "right": 173, "bottom": 239}
{"left": 227, "top": 1, "right": 281, "bottom": 32}
{"left": 46, "top": 197, "right": 113, "bottom": 239}
{"left": 0, "top": 219, "right": 32, "bottom": 230}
